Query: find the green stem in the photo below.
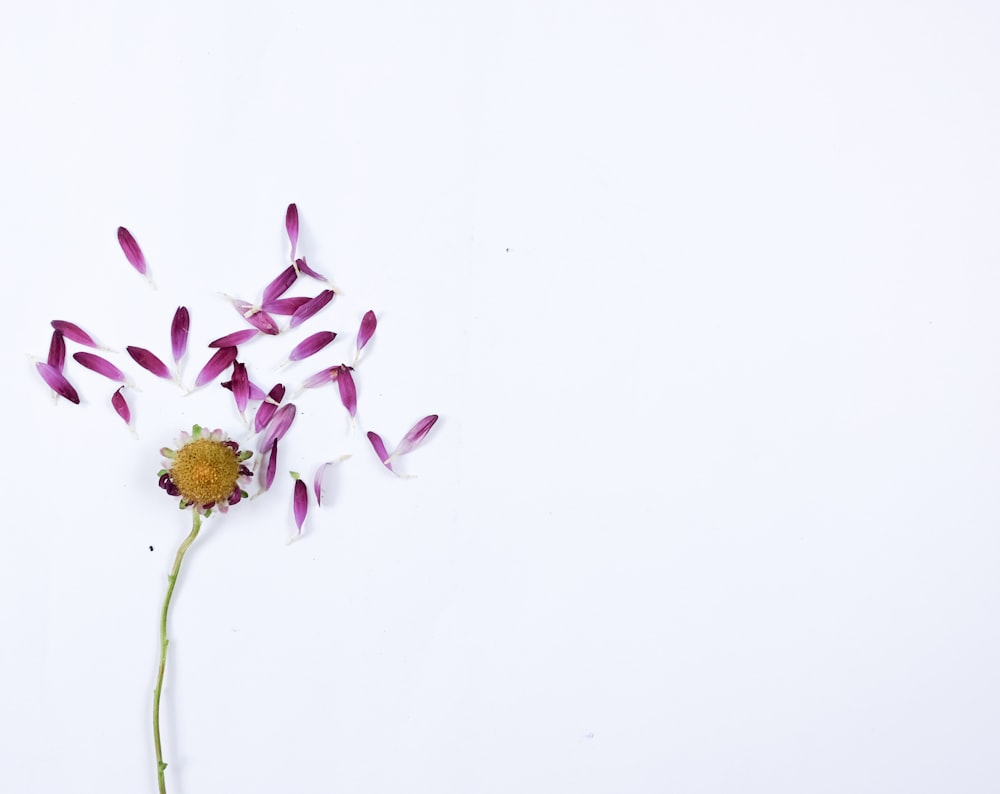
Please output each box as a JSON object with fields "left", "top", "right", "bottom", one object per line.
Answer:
{"left": 153, "top": 510, "right": 202, "bottom": 794}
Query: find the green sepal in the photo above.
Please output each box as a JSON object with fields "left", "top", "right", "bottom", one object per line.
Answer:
{"left": 191, "top": 424, "right": 202, "bottom": 438}
{"left": 157, "top": 469, "right": 168, "bottom": 477}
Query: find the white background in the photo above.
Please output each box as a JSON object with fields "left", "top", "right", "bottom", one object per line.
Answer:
{"left": 2, "top": 1, "right": 1000, "bottom": 792}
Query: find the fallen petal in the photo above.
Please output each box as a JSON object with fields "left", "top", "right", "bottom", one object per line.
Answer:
{"left": 232, "top": 361, "right": 250, "bottom": 413}
{"left": 254, "top": 383, "right": 286, "bottom": 433}
{"left": 300, "top": 365, "right": 340, "bottom": 390}
{"left": 117, "top": 227, "right": 147, "bottom": 275}
{"left": 126, "top": 346, "right": 172, "bottom": 379}
{"left": 171, "top": 306, "right": 190, "bottom": 363}
{"left": 73, "top": 352, "right": 126, "bottom": 382}
{"left": 36, "top": 362, "right": 80, "bottom": 404}
{"left": 356, "top": 310, "right": 377, "bottom": 355}
{"left": 291, "top": 473, "right": 308, "bottom": 536}
{"left": 394, "top": 415, "right": 439, "bottom": 457}
{"left": 112, "top": 386, "right": 131, "bottom": 425}
{"left": 336, "top": 365, "right": 357, "bottom": 418}
{"left": 262, "top": 265, "right": 298, "bottom": 304}
{"left": 366, "top": 431, "right": 394, "bottom": 473}
{"left": 289, "top": 331, "right": 337, "bottom": 362}
{"left": 221, "top": 378, "right": 267, "bottom": 401}
{"left": 209, "top": 329, "right": 260, "bottom": 348}
{"left": 51, "top": 320, "right": 99, "bottom": 348}
{"left": 289, "top": 290, "right": 335, "bottom": 329}
{"left": 262, "top": 296, "right": 311, "bottom": 316}
{"left": 286, "top": 203, "right": 299, "bottom": 260}
{"left": 195, "top": 347, "right": 238, "bottom": 388}
{"left": 264, "top": 440, "right": 279, "bottom": 491}
{"left": 313, "top": 456, "right": 349, "bottom": 506}
{"left": 47, "top": 330, "right": 66, "bottom": 371}
{"left": 231, "top": 298, "right": 280, "bottom": 334}
{"left": 259, "top": 403, "right": 297, "bottom": 452}
{"left": 295, "top": 256, "right": 328, "bottom": 282}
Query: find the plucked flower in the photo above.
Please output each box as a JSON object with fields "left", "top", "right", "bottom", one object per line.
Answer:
{"left": 158, "top": 425, "right": 252, "bottom": 514}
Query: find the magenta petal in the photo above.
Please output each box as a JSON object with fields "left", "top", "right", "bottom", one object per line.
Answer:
{"left": 286, "top": 203, "right": 299, "bottom": 260}
{"left": 292, "top": 475, "right": 308, "bottom": 535}
{"left": 222, "top": 379, "right": 267, "bottom": 400}
{"left": 301, "top": 365, "right": 340, "bottom": 390}
{"left": 232, "top": 299, "right": 280, "bottom": 335}
{"left": 295, "top": 257, "right": 327, "bottom": 282}
{"left": 195, "top": 347, "right": 238, "bottom": 388}
{"left": 51, "top": 320, "right": 99, "bottom": 348}
{"left": 289, "top": 331, "right": 337, "bottom": 362}
{"left": 209, "top": 329, "right": 259, "bottom": 348}
{"left": 117, "top": 227, "right": 147, "bottom": 275}
{"left": 262, "top": 296, "right": 311, "bottom": 316}
{"left": 289, "top": 290, "right": 335, "bottom": 329}
{"left": 126, "top": 346, "right": 172, "bottom": 379}
{"left": 366, "top": 431, "right": 394, "bottom": 472}
{"left": 73, "top": 352, "right": 126, "bottom": 382}
{"left": 111, "top": 386, "right": 131, "bottom": 425}
{"left": 47, "top": 330, "right": 66, "bottom": 371}
{"left": 171, "top": 306, "right": 190, "bottom": 363}
{"left": 262, "top": 265, "right": 298, "bottom": 304}
{"left": 262, "top": 440, "right": 279, "bottom": 492}
{"left": 232, "top": 361, "right": 250, "bottom": 413}
{"left": 395, "top": 415, "right": 440, "bottom": 457}
{"left": 337, "top": 365, "right": 357, "bottom": 418}
{"left": 36, "top": 362, "right": 80, "bottom": 404}
{"left": 254, "top": 383, "right": 286, "bottom": 433}
{"left": 357, "top": 310, "right": 377, "bottom": 354}
{"left": 259, "top": 403, "right": 297, "bottom": 452}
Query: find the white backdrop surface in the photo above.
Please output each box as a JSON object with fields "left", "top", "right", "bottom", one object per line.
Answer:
{"left": 3, "top": 1, "right": 1000, "bottom": 793}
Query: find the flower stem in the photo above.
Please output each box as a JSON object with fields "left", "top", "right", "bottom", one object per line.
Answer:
{"left": 153, "top": 510, "right": 202, "bottom": 794}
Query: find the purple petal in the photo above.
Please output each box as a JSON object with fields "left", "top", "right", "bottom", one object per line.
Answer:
{"left": 51, "top": 320, "right": 98, "bottom": 348}
{"left": 47, "top": 330, "right": 66, "bottom": 371}
{"left": 394, "top": 415, "right": 439, "bottom": 457}
{"left": 254, "top": 383, "right": 286, "bottom": 433}
{"left": 259, "top": 403, "right": 297, "bottom": 452}
{"left": 231, "top": 298, "right": 280, "bottom": 335}
{"left": 295, "top": 256, "right": 327, "bottom": 282}
{"left": 366, "top": 431, "right": 394, "bottom": 473}
{"left": 301, "top": 365, "right": 340, "bottom": 390}
{"left": 117, "top": 227, "right": 147, "bottom": 275}
{"left": 262, "top": 440, "right": 279, "bottom": 492}
{"left": 209, "top": 329, "right": 259, "bottom": 348}
{"left": 195, "top": 347, "right": 238, "bottom": 388}
{"left": 231, "top": 361, "right": 250, "bottom": 413}
{"left": 221, "top": 378, "right": 267, "bottom": 401}
{"left": 126, "top": 346, "right": 172, "bottom": 379}
{"left": 336, "top": 365, "right": 357, "bottom": 418}
{"left": 292, "top": 475, "right": 308, "bottom": 535}
{"left": 36, "top": 362, "right": 80, "bottom": 404}
{"left": 262, "top": 265, "right": 298, "bottom": 304}
{"left": 288, "top": 331, "right": 337, "bottom": 362}
{"left": 357, "top": 310, "right": 377, "bottom": 355}
{"left": 286, "top": 203, "right": 299, "bottom": 260}
{"left": 313, "top": 462, "right": 331, "bottom": 506}
{"left": 171, "top": 306, "right": 190, "bottom": 363}
{"left": 289, "top": 290, "right": 335, "bottom": 329}
{"left": 111, "top": 386, "right": 131, "bottom": 425}
{"left": 262, "top": 296, "right": 311, "bottom": 316}
{"left": 73, "top": 352, "right": 126, "bottom": 382}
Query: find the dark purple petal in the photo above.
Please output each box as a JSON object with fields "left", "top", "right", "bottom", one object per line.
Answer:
{"left": 295, "top": 256, "right": 327, "bottom": 282}
{"left": 395, "top": 415, "right": 439, "bottom": 457}
{"left": 289, "top": 331, "right": 337, "bottom": 362}
{"left": 336, "top": 365, "right": 357, "bottom": 418}
{"left": 263, "top": 440, "right": 279, "bottom": 491}
{"left": 254, "top": 383, "right": 286, "bottom": 433}
{"left": 232, "top": 361, "right": 250, "bottom": 413}
{"left": 262, "top": 296, "right": 311, "bottom": 316}
{"left": 301, "top": 365, "right": 340, "bottom": 390}
{"left": 221, "top": 379, "right": 267, "bottom": 400}
{"left": 262, "top": 265, "right": 298, "bottom": 304}
{"left": 51, "top": 320, "right": 99, "bottom": 348}
{"left": 357, "top": 310, "right": 377, "bottom": 355}
{"left": 111, "top": 386, "right": 131, "bottom": 426}
{"left": 366, "top": 431, "right": 394, "bottom": 473}
{"left": 231, "top": 298, "right": 280, "bottom": 335}
{"left": 259, "top": 403, "right": 296, "bottom": 452}
{"left": 73, "top": 352, "right": 126, "bottom": 382}
{"left": 285, "top": 203, "right": 299, "bottom": 260}
{"left": 292, "top": 475, "right": 308, "bottom": 536}
{"left": 228, "top": 486, "right": 243, "bottom": 506}
{"left": 195, "top": 347, "right": 238, "bottom": 388}
{"left": 289, "top": 290, "right": 335, "bottom": 329}
{"left": 36, "top": 362, "right": 80, "bottom": 404}
{"left": 209, "top": 329, "right": 259, "bottom": 348}
{"left": 126, "top": 346, "right": 172, "bottom": 379}
{"left": 171, "top": 306, "right": 190, "bottom": 363}
{"left": 47, "top": 330, "right": 66, "bottom": 371}
{"left": 117, "top": 227, "right": 147, "bottom": 275}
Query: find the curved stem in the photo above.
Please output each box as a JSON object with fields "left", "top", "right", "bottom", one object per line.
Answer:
{"left": 153, "top": 510, "right": 202, "bottom": 794}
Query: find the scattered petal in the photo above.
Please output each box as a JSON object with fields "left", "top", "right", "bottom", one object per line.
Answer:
{"left": 47, "top": 330, "right": 66, "bottom": 371}
{"left": 288, "top": 289, "right": 335, "bottom": 329}
{"left": 73, "top": 352, "right": 126, "bottom": 382}
{"left": 300, "top": 365, "right": 340, "bottom": 390}
{"left": 394, "top": 415, "right": 440, "bottom": 457}
{"left": 126, "top": 346, "right": 172, "bottom": 379}
{"left": 36, "top": 362, "right": 80, "bottom": 404}
{"left": 313, "top": 456, "right": 350, "bottom": 506}
{"left": 221, "top": 378, "right": 267, "bottom": 401}
{"left": 356, "top": 310, "right": 377, "bottom": 356}
{"left": 51, "top": 320, "right": 99, "bottom": 348}
{"left": 209, "top": 329, "right": 259, "bottom": 348}
{"left": 263, "top": 440, "right": 279, "bottom": 492}
{"left": 366, "top": 431, "right": 394, "bottom": 473}
{"left": 254, "top": 383, "right": 286, "bottom": 433}
{"left": 171, "top": 306, "right": 190, "bottom": 363}
{"left": 262, "top": 265, "right": 298, "bottom": 304}
{"left": 234, "top": 300, "right": 280, "bottom": 335}
{"left": 112, "top": 386, "right": 131, "bottom": 426}
{"left": 288, "top": 331, "right": 337, "bottom": 362}
{"left": 231, "top": 361, "right": 250, "bottom": 413}
{"left": 295, "top": 256, "right": 327, "bottom": 282}
{"left": 117, "top": 227, "right": 147, "bottom": 275}
{"left": 195, "top": 347, "right": 238, "bottom": 388}
{"left": 259, "top": 403, "right": 297, "bottom": 452}
{"left": 286, "top": 203, "right": 299, "bottom": 260}
{"left": 262, "top": 296, "right": 311, "bottom": 316}
{"left": 336, "top": 365, "right": 357, "bottom": 418}
{"left": 291, "top": 472, "right": 308, "bottom": 536}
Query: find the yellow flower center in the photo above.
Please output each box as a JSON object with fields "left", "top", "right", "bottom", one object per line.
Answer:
{"left": 170, "top": 439, "right": 240, "bottom": 505}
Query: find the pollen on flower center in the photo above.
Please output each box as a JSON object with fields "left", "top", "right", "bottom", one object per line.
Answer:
{"left": 169, "top": 439, "right": 240, "bottom": 505}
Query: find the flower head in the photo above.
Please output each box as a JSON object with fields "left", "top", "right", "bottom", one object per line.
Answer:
{"left": 158, "top": 425, "right": 252, "bottom": 514}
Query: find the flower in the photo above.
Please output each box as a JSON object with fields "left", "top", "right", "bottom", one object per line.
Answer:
{"left": 158, "top": 425, "right": 252, "bottom": 514}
